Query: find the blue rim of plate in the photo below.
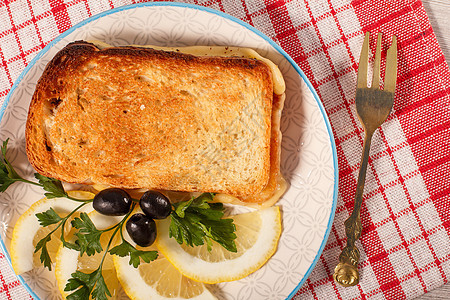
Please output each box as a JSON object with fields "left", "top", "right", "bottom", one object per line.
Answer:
{"left": 0, "top": 2, "right": 338, "bottom": 299}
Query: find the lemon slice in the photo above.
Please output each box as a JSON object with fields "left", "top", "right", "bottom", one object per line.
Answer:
{"left": 114, "top": 247, "right": 216, "bottom": 300}
{"left": 55, "top": 211, "right": 124, "bottom": 299}
{"left": 113, "top": 207, "right": 216, "bottom": 300}
{"left": 10, "top": 190, "right": 95, "bottom": 274}
{"left": 155, "top": 206, "right": 281, "bottom": 284}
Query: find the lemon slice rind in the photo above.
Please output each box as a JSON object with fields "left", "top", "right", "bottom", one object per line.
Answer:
{"left": 10, "top": 191, "right": 94, "bottom": 275}
{"left": 156, "top": 206, "right": 281, "bottom": 284}
{"left": 113, "top": 254, "right": 217, "bottom": 300}
{"left": 55, "top": 246, "right": 79, "bottom": 297}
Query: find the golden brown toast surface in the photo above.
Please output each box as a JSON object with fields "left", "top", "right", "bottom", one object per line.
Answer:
{"left": 26, "top": 41, "right": 275, "bottom": 197}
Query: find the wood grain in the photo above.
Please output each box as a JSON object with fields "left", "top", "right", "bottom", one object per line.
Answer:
{"left": 422, "top": 0, "right": 450, "bottom": 66}
{"left": 412, "top": 1, "right": 449, "bottom": 299}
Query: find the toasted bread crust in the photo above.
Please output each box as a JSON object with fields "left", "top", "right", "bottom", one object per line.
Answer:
{"left": 26, "top": 41, "right": 274, "bottom": 197}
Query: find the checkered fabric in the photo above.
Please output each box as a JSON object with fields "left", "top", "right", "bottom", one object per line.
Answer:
{"left": 0, "top": 0, "right": 449, "bottom": 299}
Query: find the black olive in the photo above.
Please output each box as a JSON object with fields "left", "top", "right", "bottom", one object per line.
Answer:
{"left": 126, "top": 213, "right": 157, "bottom": 247}
{"left": 93, "top": 188, "right": 132, "bottom": 216}
{"left": 139, "top": 191, "right": 172, "bottom": 219}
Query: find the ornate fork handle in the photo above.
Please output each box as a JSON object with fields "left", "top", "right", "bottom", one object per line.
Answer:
{"left": 333, "top": 129, "right": 373, "bottom": 287}
{"left": 333, "top": 32, "right": 397, "bottom": 287}
{"left": 333, "top": 128, "right": 373, "bottom": 287}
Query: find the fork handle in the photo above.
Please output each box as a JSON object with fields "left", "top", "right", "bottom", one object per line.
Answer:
{"left": 333, "top": 129, "right": 374, "bottom": 287}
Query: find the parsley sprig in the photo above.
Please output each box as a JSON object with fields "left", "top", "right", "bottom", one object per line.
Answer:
{"left": 36, "top": 202, "right": 158, "bottom": 300}
{"left": 109, "top": 228, "right": 159, "bottom": 268}
{"left": 0, "top": 139, "right": 33, "bottom": 192}
{"left": 64, "top": 205, "right": 158, "bottom": 300}
{"left": 0, "top": 139, "right": 81, "bottom": 201}
{"left": 170, "top": 193, "right": 237, "bottom": 252}
{"left": 35, "top": 203, "right": 88, "bottom": 270}
{"left": 65, "top": 220, "right": 121, "bottom": 300}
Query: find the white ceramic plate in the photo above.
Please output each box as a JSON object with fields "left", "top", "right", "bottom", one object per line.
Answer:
{"left": 0, "top": 2, "right": 338, "bottom": 299}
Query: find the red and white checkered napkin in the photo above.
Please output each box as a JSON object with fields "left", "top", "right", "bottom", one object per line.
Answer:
{"left": 1, "top": 0, "right": 450, "bottom": 299}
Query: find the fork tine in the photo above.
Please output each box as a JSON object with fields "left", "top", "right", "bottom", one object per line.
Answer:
{"left": 357, "top": 32, "right": 370, "bottom": 89}
{"left": 384, "top": 35, "right": 398, "bottom": 93}
{"left": 372, "top": 33, "right": 382, "bottom": 89}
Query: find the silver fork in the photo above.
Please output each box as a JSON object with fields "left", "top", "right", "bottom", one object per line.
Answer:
{"left": 333, "top": 32, "right": 398, "bottom": 287}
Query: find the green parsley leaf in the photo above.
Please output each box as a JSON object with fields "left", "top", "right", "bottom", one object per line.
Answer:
{"left": 173, "top": 198, "right": 192, "bottom": 218}
{"left": 170, "top": 193, "right": 237, "bottom": 252}
{"left": 35, "top": 173, "right": 68, "bottom": 199}
{"left": 65, "top": 271, "right": 91, "bottom": 300}
{"left": 61, "top": 239, "right": 81, "bottom": 251}
{"left": 72, "top": 213, "right": 104, "bottom": 256}
{"left": 36, "top": 208, "right": 63, "bottom": 227}
{"left": 173, "top": 193, "right": 214, "bottom": 218}
{"left": 109, "top": 240, "right": 158, "bottom": 268}
{"left": 1, "top": 139, "right": 9, "bottom": 159}
{"left": 65, "top": 268, "right": 111, "bottom": 300}
{"left": 65, "top": 279, "right": 90, "bottom": 300}
{"left": 0, "top": 165, "right": 18, "bottom": 192}
{"left": 0, "top": 139, "right": 29, "bottom": 192}
{"left": 91, "top": 269, "right": 111, "bottom": 300}
{"left": 191, "top": 192, "right": 214, "bottom": 208}
{"left": 34, "top": 235, "right": 53, "bottom": 271}
{"left": 1, "top": 139, "right": 20, "bottom": 179}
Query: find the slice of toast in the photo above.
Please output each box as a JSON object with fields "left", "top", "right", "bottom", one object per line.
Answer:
{"left": 26, "top": 41, "right": 275, "bottom": 197}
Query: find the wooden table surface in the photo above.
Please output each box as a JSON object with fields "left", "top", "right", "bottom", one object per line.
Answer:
{"left": 413, "top": 1, "right": 449, "bottom": 299}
